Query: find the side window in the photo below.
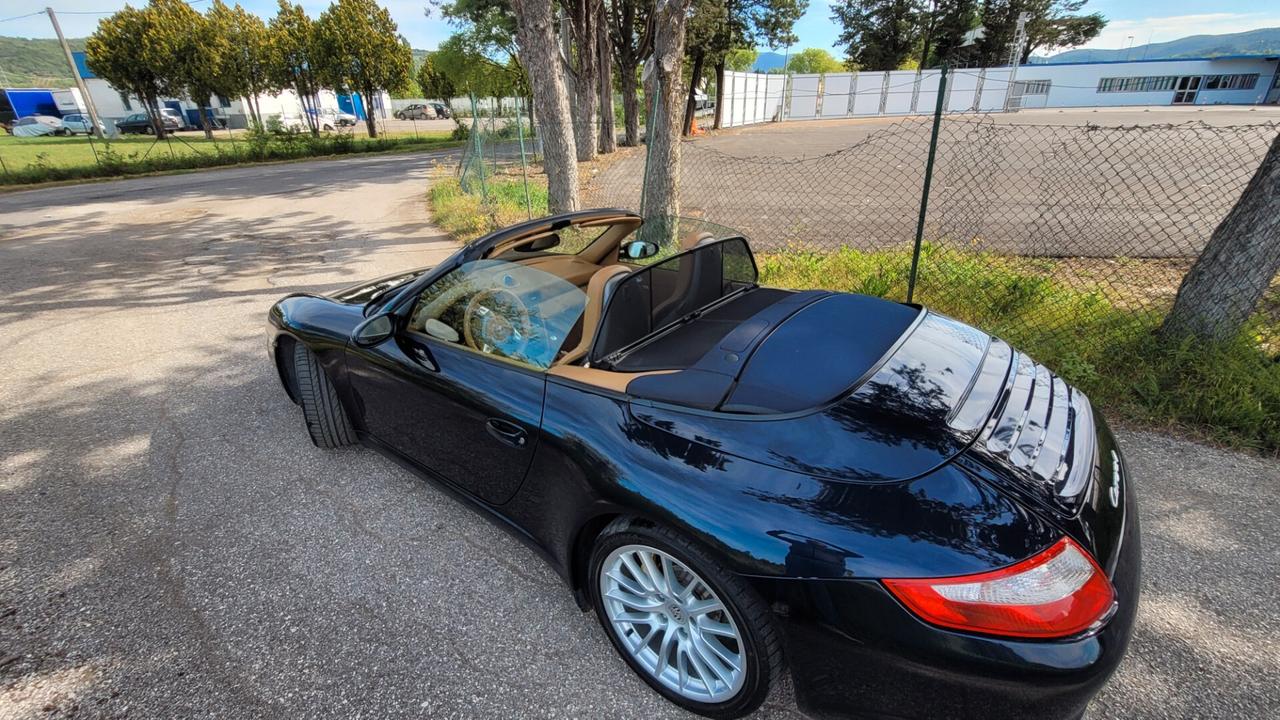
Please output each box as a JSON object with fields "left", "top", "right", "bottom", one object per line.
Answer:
{"left": 407, "top": 259, "right": 587, "bottom": 370}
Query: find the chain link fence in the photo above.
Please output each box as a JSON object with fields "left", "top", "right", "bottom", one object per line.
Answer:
{"left": 580, "top": 116, "right": 1280, "bottom": 370}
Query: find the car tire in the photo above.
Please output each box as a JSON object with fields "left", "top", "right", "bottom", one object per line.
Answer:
{"left": 292, "top": 343, "right": 357, "bottom": 449}
{"left": 589, "top": 520, "right": 782, "bottom": 719}
{"left": 144, "top": 126, "right": 154, "bottom": 135}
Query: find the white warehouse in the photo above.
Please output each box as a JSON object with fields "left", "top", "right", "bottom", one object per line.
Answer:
{"left": 719, "top": 55, "right": 1280, "bottom": 127}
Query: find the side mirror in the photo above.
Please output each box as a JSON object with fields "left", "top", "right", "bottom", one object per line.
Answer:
{"left": 623, "top": 240, "right": 659, "bottom": 260}
{"left": 353, "top": 314, "right": 395, "bottom": 346}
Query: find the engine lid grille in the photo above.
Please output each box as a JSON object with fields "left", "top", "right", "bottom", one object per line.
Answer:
{"left": 949, "top": 337, "right": 1097, "bottom": 509}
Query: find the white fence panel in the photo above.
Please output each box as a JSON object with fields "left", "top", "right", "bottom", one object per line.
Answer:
{"left": 884, "top": 71, "right": 917, "bottom": 114}
{"left": 820, "top": 73, "right": 853, "bottom": 118}
{"left": 916, "top": 70, "right": 943, "bottom": 113}
{"left": 979, "top": 69, "right": 1012, "bottom": 111}
{"left": 946, "top": 69, "right": 981, "bottom": 112}
{"left": 788, "top": 74, "right": 821, "bottom": 119}
{"left": 765, "top": 75, "right": 786, "bottom": 122}
{"left": 852, "top": 72, "right": 885, "bottom": 115}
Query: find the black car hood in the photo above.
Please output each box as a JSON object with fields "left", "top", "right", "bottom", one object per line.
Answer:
{"left": 630, "top": 310, "right": 997, "bottom": 484}
{"left": 329, "top": 267, "right": 432, "bottom": 306}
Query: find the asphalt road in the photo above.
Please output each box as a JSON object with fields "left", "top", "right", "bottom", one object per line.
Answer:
{"left": 2, "top": 150, "right": 1279, "bottom": 719}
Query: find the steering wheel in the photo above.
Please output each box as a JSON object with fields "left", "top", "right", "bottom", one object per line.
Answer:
{"left": 462, "top": 288, "right": 535, "bottom": 357}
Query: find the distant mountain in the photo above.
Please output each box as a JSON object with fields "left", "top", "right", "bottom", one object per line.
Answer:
{"left": 0, "top": 36, "right": 86, "bottom": 89}
{"left": 753, "top": 52, "right": 787, "bottom": 73}
{"left": 1032, "top": 27, "right": 1280, "bottom": 64}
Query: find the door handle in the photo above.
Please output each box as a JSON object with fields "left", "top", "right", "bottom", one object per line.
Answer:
{"left": 485, "top": 418, "right": 528, "bottom": 449}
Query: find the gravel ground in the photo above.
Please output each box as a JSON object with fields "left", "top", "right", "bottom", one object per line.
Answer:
{"left": 2, "top": 150, "right": 1277, "bottom": 719}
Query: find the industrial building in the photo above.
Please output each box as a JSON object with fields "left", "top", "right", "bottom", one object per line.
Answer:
{"left": 719, "top": 55, "right": 1280, "bottom": 127}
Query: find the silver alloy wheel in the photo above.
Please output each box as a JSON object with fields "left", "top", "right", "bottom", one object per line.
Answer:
{"left": 600, "top": 544, "right": 746, "bottom": 703}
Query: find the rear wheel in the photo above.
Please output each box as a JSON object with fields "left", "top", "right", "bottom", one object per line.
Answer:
{"left": 589, "top": 521, "right": 782, "bottom": 719}
{"left": 292, "top": 344, "right": 356, "bottom": 449}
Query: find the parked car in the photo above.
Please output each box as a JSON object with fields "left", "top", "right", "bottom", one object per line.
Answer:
{"left": 394, "top": 103, "right": 435, "bottom": 120}
{"left": 60, "top": 113, "right": 107, "bottom": 136}
{"left": 267, "top": 210, "right": 1140, "bottom": 720}
{"left": 306, "top": 108, "right": 359, "bottom": 129}
{"left": 10, "top": 115, "right": 66, "bottom": 137}
{"left": 430, "top": 102, "right": 452, "bottom": 119}
{"left": 115, "top": 112, "right": 181, "bottom": 135}
{"left": 160, "top": 107, "right": 189, "bottom": 130}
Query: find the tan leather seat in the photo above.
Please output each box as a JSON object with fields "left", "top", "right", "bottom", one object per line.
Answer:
{"left": 558, "top": 265, "right": 631, "bottom": 365}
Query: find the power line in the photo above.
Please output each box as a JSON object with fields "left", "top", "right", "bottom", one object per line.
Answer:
{"left": 2, "top": 0, "right": 211, "bottom": 22}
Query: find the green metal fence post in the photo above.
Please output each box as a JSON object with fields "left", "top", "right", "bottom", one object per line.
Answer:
{"left": 514, "top": 95, "right": 533, "bottom": 219}
{"left": 907, "top": 64, "right": 948, "bottom": 304}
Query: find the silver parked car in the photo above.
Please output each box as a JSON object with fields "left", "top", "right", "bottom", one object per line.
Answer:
{"left": 60, "top": 113, "right": 107, "bottom": 136}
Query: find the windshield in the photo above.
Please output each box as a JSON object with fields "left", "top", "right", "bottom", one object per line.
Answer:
{"left": 408, "top": 259, "right": 586, "bottom": 370}
{"left": 591, "top": 237, "right": 757, "bottom": 364}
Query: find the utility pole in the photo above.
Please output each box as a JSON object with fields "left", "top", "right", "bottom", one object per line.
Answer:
{"left": 1003, "top": 11, "right": 1030, "bottom": 113}
{"left": 47, "top": 7, "right": 106, "bottom": 139}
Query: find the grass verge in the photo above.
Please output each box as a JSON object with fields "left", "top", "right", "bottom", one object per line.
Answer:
{"left": 428, "top": 174, "right": 1280, "bottom": 454}
{"left": 0, "top": 130, "right": 460, "bottom": 187}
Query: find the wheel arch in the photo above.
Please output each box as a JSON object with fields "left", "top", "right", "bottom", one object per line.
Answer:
{"left": 273, "top": 333, "right": 301, "bottom": 405}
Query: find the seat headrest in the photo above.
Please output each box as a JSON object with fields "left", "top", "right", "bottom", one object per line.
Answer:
{"left": 681, "top": 230, "right": 716, "bottom": 251}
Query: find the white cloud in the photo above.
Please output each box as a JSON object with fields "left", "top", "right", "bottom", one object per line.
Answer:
{"left": 1076, "top": 12, "right": 1280, "bottom": 52}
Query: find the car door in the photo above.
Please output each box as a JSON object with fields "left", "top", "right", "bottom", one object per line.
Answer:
{"left": 344, "top": 258, "right": 589, "bottom": 506}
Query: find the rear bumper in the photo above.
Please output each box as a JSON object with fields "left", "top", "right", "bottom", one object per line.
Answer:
{"left": 746, "top": 460, "right": 1140, "bottom": 720}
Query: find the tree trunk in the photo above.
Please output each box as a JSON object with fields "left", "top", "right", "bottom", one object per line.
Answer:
{"left": 682, "top": 49, "right": 705, "bottom": 137}
{"left": 363, "top": 90, "right": 379, "bottom": 138}
{"left": 146, "top": 95, "right": 167, "bottom": 140}
{"left": 512, "top": 0, "right": 580, "bottom": 213}
{"left": 597, "top": 11, "right": 616, "bottom": 154}
{"left": 196, "top": 103, "right": 213, "bottom": 140}
{"left": 1161, "top": 132, "right": 1280, "bottom": 343}
{"left": 639, "top": 0, "right": 692, "bottom": 246}
{"left": 713, "top": 60, "right": 725, "bottom": 130}
{"left": 620, "top": 64, "right": 640, "bottom": 146}
{"left": 569, "top": 0, "right": 600, "bottom": 162}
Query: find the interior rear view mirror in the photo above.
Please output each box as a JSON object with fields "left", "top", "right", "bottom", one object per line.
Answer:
{"left": 353, "top": 314, "right": 395, "bottom": 346}
{"left": 624, "top": 240, "right": 659, "bottom": 260}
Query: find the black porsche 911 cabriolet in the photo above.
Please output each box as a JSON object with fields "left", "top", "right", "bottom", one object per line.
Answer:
{"left": 267, "top": 210, "right": 1139, "bottom": 720}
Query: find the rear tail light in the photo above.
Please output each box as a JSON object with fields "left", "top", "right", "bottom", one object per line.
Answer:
{"left": 883, "top": 537, "right": 1115, "bottom": 639}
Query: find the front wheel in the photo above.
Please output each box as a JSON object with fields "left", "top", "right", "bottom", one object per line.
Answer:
{"left": 292, "top": 344, "right": 357, "bottom": 449}
{"left": 589, "top": 521, "right": 782, "bottom": 719}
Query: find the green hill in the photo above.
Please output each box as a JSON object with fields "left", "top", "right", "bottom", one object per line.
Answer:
{"left": 0, "top": 36, "right": 86, "bottom": 89}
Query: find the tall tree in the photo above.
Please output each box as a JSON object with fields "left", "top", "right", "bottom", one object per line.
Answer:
{"left": 149, "top": 0, "right": 228, "bottom": 139}
{"left": 724, "top": 48, "right": 758, "bottom": 71}
{"left": 605, "top": 0, "right": 651, "bottom": 146}
{"left": 566, "top": 0, "right": 603, "bottom": 161}
{"left": 313, "top": 0, "right": 414, "bottom": 138}
{"left": 268, "top": 1, "right": 323, "bottom": 135}
{"left": 432, "top": 33, "right": 521, "bottom": 98}
{"left": 416, "top": 52, "right": 459, "bottom": 101}
{"left": 642, "top": 0, "right": 694, "bottom": 244}
{"left": 85, "top": 4, "right": 172, "bottom": 138}
{"left": 212, "top": 1, "right": 275, "bottom": 127}
{"left": 831, "top": 0, "right": 925, "bottom": 71}
{"left": 597, "top": 13, "right": 617, "bottom": 154}
{"left": 920, "top": 0, "right": 979, "bottom": 67}
{"left": 973, "top": 0, "right": 1104, "bottom": 65}
{"left": 685, "top": 0, "right": 806, "bottom": 132}
{"left": 510, "top": 0, "right": 580, "bottom": 212}
{"left": 1162, "top": 133, "right": 1280, "bottom": 343}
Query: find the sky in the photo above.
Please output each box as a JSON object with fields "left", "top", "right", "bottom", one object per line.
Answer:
{"left": 3, "top": 0, "right": 1280, "bottom": 57}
